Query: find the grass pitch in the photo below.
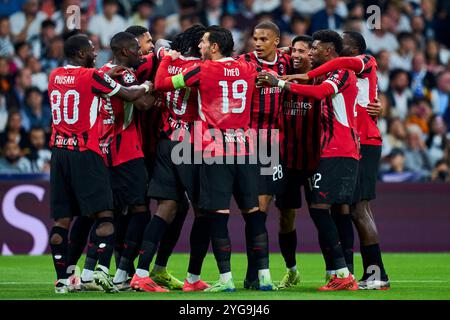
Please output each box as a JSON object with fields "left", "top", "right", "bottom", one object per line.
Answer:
{"left": 0, "top": 253, "right": 449, "bottom": 300}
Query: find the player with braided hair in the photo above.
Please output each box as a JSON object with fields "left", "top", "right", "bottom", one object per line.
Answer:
{"left": 131, "top": 25, "right": 212, "bottom": 292}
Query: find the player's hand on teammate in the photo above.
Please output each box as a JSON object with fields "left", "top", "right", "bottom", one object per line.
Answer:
{"left": 281, "top": 73, "right": 309, "bottom": 82}
{"left": 167, "top": 49, "right": 181, "bottom": 61}
{"left": 142, "top": 80, "right": 154, "bottom": 92}
{"left": 367, "top": 98, "right": 383, "bottom": 117}
{"left": 257, "top": 71, "right": 279, "bottom": 87}
{"left": 105, "top": 65, "right": 128, "bottom": 78}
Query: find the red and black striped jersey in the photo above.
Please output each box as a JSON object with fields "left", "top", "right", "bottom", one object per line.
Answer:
{"left": 280, "top": 85, "right": 321, "bottom": 172}
{"left": 320, "top": 69, "right": 360, "bottom": 159}
{"left": 48, "top": 65, "right": 121, "bottom": 155}
{"left": 134, "top": 52, "right": 163, "bottom": 166}
{"left": 238, "top": 50, "right": 291, "bottom": 131}
{"left": 155, "top": 56, "right": 257, "bottom": 157}
{"left": 159, "top": 56, "right": 201, "bottom": 142}
{"left": 307, "top": 55, "right": 382, "bottom": 146}
{"left": 98, "top": 63, "right": 143, "bottom": 167}
{"left": 355, "top": 54, "right": 382, "bottom": 146}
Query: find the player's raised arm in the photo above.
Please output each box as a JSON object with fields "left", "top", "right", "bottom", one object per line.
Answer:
{"left": 154, "top": 52, "right": 201, "bottom": 91}
{"left": 307, "top": 56, "right": 365, "bottom": 79}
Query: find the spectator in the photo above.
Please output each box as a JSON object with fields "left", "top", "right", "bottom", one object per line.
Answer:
{"left": 153, "top": 0, "right": 179, "bottom": 17}
{"left": 272, "top": 0, "right": 300, "bottom": 34}
{"left": 26, "top": 126, "right": 51, "bottom": 173}
{"left": 200, "top": 0, "right": 225, "bottom": 27}
{"left": 425, "top": 39, "right": 446, "bottom": 75}
{"left": 235, "top": 0, "right": 257, "bottom": 31}
{"left": 12, "top": 41, "right": 31, "bottom": 70}
{"left": 5, "top": 68, "right": 33, "bottom": 111}
{"left": 410, "top": 51, "right": 436, "bottom": 99}
{"left": 21, "top": 87, "right": 51, "bottom": 132}
{"left": 389, "top": 32, "right": 416, "bottom": 71}
{"left": 384, "top": 1, "right": 412, "bottom": 33}
{"left": 0, "top": 94, "right": 7, "bottom": 132}
{"left": 405, "top": 97, "right": 433, "bottom": 135}
{"left": 0, "top": 141, "right": 32, "bottom": 174}
{"left": 290, "top": 14, "right": 309, "bottom": 36}
{"left": 0, "top": 57, "right": 13, "bottom": 94}
{"left": 365, "top": 14, "right": 399, "bottom": 54}
{"left": 166, "top": 1, "right": 199, "bottom": 36}
{"left": 88, "top": 0, "right": 129, "bottom": 48}
{"left": 430, "top": 159, "right": 450, "bottom": 182}
{"left": 0, "top": 109, "right": 30, "bottom": 150}
{"left": 387, "top": 69, "right": 413, "bottom": 121}
{"left": 376, "top": 50, "right": 391, "bottom": 92}
{"left": 421, "top": 0, "right": 437, "bottom": 39}
{"left": 382, "top": 117, "right": 407, "bottom": 158}
{"left": 411, "top": 14, "right": 426, "bottom": 49}
{"left": 0, "top": 17, "right": 14, "bottom": 58}
{"left": 0, "top": 0, "right": 28, "bottom": 17}
{"left": 149, "top": 16, "right": 167, "bottom": 42}
{"left": 426, "top": 115, "right": 448, "bottom": 167}
{"left": 252, "top": 0, "right": 280, "bottom": 15}
{"left": 9, "top": 0, "right": 47, "bottom": 42}
{"left": 220, "top": 13, "right": 243, "bottom": 52}
{"left": 310, "top": 0, "right": 343, "bottom": 34}
{"left": 30, "top": 19, "right": 57, "bottom": 59}
{"left": 292, "top": 0, "right": 324, "bottom": 17}
{"left": 404, "top": 124, "right": 433, "bottom": 179}
{"left": 379, "top": 148, "right": 422, "bottom": 182}
{"left": 430, "top": 70, "right": 450, "bottom": 117}
{"left": 40, "top": 35, "right": 65, "bottom": 73}
{"left": 129, "top": 0, "right": 155, "bottom": 29}
{"left": 26, "top": 56, "right": 48, "bottom": 92}
{"left": 88, "top": 33, "right": 110, "bottom": 68}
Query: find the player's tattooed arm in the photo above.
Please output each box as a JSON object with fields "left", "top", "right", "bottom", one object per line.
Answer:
{"left": 133, "top": 92, "right": 156, "bottom": 110}
{"left": 281, "top": 73, "right": 309, "bottom": 82}
{"left": 306, "top": 57, "right": 364, "bottom": 79}
{"left": 115, "top": 80, "right": 153, "bottom": 101}
{"left": 256, "top": 71, "right": 280, "bottom": 87}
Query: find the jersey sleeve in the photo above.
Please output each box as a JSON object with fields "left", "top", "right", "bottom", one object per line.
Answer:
{"left": 288, "top": 81, "right": 336, "bottom": 100}
{"left": 155, "top": 56, "right": 201, "bottom": 91}
{"left": 91, "top": 70, "right": 122, "bottom": 96}
{"left": 323, "top": 69, "right": 351, "bottom": 94}
{"left": 307, "top": 57, "right": 364, "bottom": 79}
{"left": 118, "top": 70, "right": 139, "bottom": 87}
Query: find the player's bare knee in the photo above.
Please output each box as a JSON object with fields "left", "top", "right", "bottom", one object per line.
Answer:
{"left": 258, "top": 195, "right": 272, "bottom": 213}
{"left": 130, "top": 204, "right": 147, "bottom": 214}
{"left": 156, "top": 200, "right": 178, "bottom": 223}
{"left": 50, "top": 233, "right": 63, "bottom": 245}
{"left": 96, "top": 222, "right": 114, "bottom": 237}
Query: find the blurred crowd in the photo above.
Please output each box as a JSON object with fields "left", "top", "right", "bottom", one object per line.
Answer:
{"left": 0, "top": 0, "right": 449, "bottom": 182}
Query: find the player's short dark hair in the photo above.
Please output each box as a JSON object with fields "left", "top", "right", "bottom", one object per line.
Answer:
{"left": 64, "top": 33, "right": 91, "bottom": 58}
{"left": 62, "top": 29, "right": 82, "bottom": 41}
{"left": 312, "top": 29, "right": 343, "bottom": 55}
{"left": 205, "top": 25, "right": 234, "bottom": 57}
{"left": 292, "top": 35, "right": 313, "bottom": 47}
{"left": 110, "top": 32, "right": 137, "bottom": 54}
{"left": 343, "top": 30, "right": 366, "bottom": 54}
{"left": 125, "top": 25, "right": 149, "bottom": 37}
{"left": 172, "top": 24, "right": 205, "bottom": 57}
{"left": 254, "top": 20, "right": 280, "bottom": 37}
